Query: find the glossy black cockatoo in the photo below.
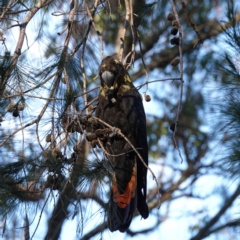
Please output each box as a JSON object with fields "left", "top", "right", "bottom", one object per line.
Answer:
{"left": 95, "top": 55, "right": 149, "bottom": 232}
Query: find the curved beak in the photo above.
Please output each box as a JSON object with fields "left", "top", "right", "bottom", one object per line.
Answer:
{"left": 101, "top": 71, "right": 115, "bottom": 87}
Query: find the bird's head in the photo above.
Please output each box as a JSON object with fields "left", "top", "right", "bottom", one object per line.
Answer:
{"left": 99, "top": 55, "right": 123, "bottom": 87}
{"left": 99, "top": 55, "right": 132, "bottom": 101}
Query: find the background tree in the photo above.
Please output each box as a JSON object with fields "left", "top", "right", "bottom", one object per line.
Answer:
{"left": 0, "top": 0, "right": 239, "bottom": 240}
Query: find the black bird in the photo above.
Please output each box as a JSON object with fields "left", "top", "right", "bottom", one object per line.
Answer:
{"left": 95, "top": 55, "right": 149, "bottom": 232}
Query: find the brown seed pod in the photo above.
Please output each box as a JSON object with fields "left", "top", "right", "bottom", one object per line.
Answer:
{"left": 145, "top": 95, "right": 151, "bottom": 102}
{"left": 53, "top": 148, "right": 62, "bottom": 159}
{"left": 71, "top": 152, "right": 77, "bottom": 161}
{"left": 43, "top": 150, "right": 51, "bottom": 159}
{"left": 45, "top": 134, "right": 52, "bottom": 143}
{"left": 95, "top": 128, "right": 106, "bottom": 137}
{"left": 7, "top": 103, "right": 15, "bottom": 112}
{"left": 47, "top": 175, "right": 54, "bottom": 184}
{"left": 85, "top": 124, "right": 92, "bottom": 133}
{"left": 170, "top": 37, "right": 179, "bottom": 45}
{"left": 62, "top": 115, "right": 72, "bottom": 131}
{"left": 61, "top": 77, "right": 67, "bottom": 84}
{"left": 17, "top": 103, "right": 25, "bottom": 111}
{"left": 12, "top": 109, "right": 19, "bottom": 117}
{"left": 66, "top": 120, "right": 77, "bottom": 133}
{"left": 172, "top": 20, "right": 179, "bottom": 28}
{"left": 73, "top": 144, "right": 81, "bottom": 153}
{"left": 61, "top": 114, "right": 69, "bottom": 124}
{"left": 171, "top": 58, "right": 180, "bottom": 67}
{"left": 170, "top": 122, "right": 179, "bottom": 132}
{"left": 87, "top": 117, "right": 98, "bottom": 125}
{"left": 91, "top": 139, "right": 98, "bottom": 148}
{"left": 167, "top": 13, "right": 175, "bottom": 21}
{"left": 88, "top": 105, "right": 94, "bottom": 115}
{"left": 171, "top": 27, "right": 178, "bottom": 35}
{"left": 86, "top": 132, "right": 97, "bottom": 142}
{"left": 75, "top": 124, "right": 83, "bottom": 134}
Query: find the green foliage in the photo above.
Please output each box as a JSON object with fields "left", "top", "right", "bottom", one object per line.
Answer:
{"left": 213, "top": 0, "right": 240, "bottom": 180}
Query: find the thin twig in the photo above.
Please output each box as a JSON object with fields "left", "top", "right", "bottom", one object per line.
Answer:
{"left": 0, "top": 118, "right": 38, "bottom": 147}
{"left": 64, "top": 0, "right": 77, "bottom": 47}
{"left": 7, "top": 71, "right": 58, "bottom": 97}
{"left": 78, "top": 97, "right": 98, "bottom": 115}
{"left": 97, "top": 139, "right": 143, "bottom": 158}
{"left": 181, "top": 1, "right": 203, "bottom": 47}
{"left": 123, "top": 51, "right": 132, "bottom": 67}
{"left": 31, "top": 190, "right": 51, "bottom": 240}
{"left": 81, "top": 45, "right": 88, "bottom": 114}
{"left": 129, "top": 0, "right": 136, "bottom": 66}
{"left": 0, "top": 0, "right": 14, "bottom": 21}
{"left": 84, "top": 0, "right": 103, "bottom": 58}
{"left": 0, "top": 0, "right": 50, "bottom": 97}
{"left": 137, "top": 29, "right": 149, "bottom": 96}
{"left": 35, "top": 74, "right": 61, "bottom": 151}
{"left": 137, "top": 77, "right": 182, "bottom": 89}
{"left": 67, "top": 0, "right": 99, "bottom": 58}
{"left": 170, "top": 0, "right": 184, "bottom": 163}
{"left": 118, "top": 0, "right": 131, "bottom": 61}
{"left": 57, "top": 25, "right": 68, "bottom": 36}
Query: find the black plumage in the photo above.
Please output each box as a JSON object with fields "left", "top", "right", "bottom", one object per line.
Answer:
{"left": 95, "top": 55, "right": 149, "bottom": 232}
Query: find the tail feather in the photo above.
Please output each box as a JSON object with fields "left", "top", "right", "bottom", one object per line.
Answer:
{"left": 112, "top": 164, "right": 136, "bottom": 208}
{"left": 137, "top": 190, "right": 149, "bottom": 219}
{"left": 108, "top": 162, "right": 137, "bottom": 232}
{"left": 108, "top": 198, "right": 135, "bottom": 232}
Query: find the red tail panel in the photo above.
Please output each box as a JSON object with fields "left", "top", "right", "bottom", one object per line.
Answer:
{"left": 112, "top": 164, "right": 137, "bottom": 208}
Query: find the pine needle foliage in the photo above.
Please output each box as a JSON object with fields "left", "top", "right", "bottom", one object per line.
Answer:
{"left": 215, "top": 0, "right": 240, "bottom": 180}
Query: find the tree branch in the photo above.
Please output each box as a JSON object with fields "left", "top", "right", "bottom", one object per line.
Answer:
{"left": 190, "top": 184, "right": 240, "bottom": 240}
{"left": 0, "top": 0, "right": 50, "bottom": 97}
{"left": 44, "top": 141, "right": 87, "bottom": 240}
{"left": 81, "top": 221, "right": 108, "bottom": 240}
{"left": 204, "top": 220, "right": 240, "bottom": 238}
{"left": 131, "top": 12, "right": 240, "bottom": 81}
